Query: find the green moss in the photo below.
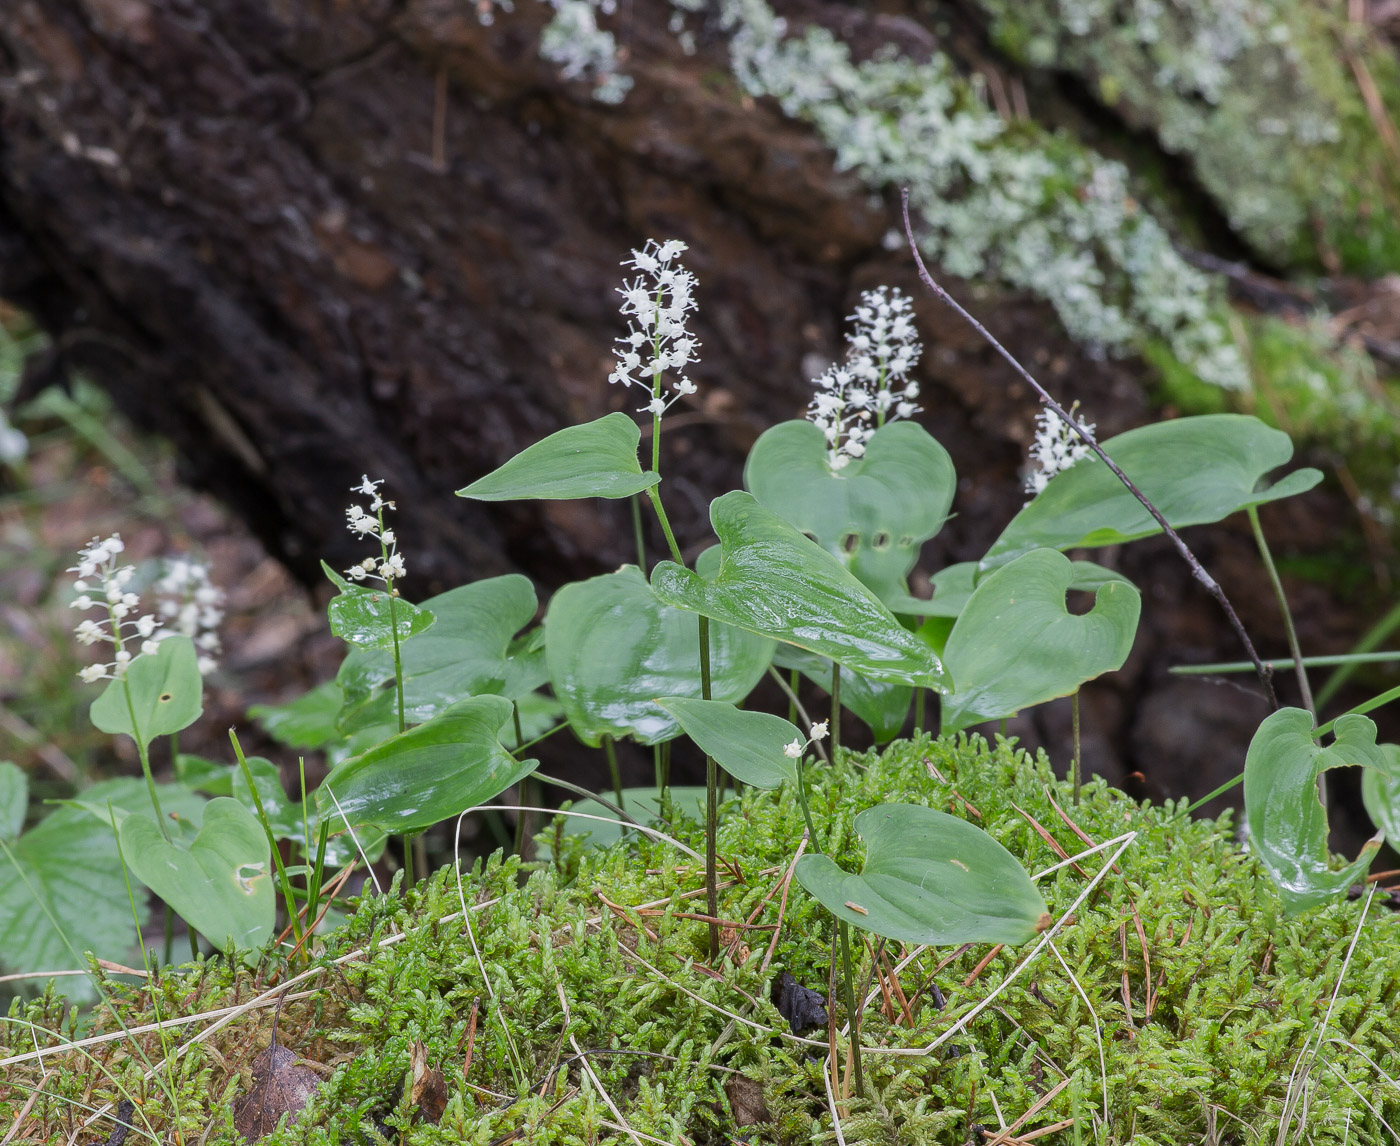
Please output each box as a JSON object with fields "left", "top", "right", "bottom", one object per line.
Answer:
{"left": 6, "top": 734, "right": 1400, "bottom": 1143}
{"left": 976, "top": 0, "right": 1400, "bottom": 277}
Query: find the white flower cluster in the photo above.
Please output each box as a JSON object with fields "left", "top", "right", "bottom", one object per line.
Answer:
{"left": 783, "top": 719, "right": 829, "bottom": 759}
{"left": 344, "top": 475, "right": 407, "bottom": 588}
{"left": 807, "top": 286, "right": 922, "bottom": 470}
{"left": 1024, "top": 402, "right": 1095, "bottom": 499}
{"left": 608, "top": 239, "right": 701, "bottom": 418}
{"left": 156, "top": 559, "right": 225, "bottom": 675}
{"left": 70, "top": 535, "right": 229, "bottom": 683}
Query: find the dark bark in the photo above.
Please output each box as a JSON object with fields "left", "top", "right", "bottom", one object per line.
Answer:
{"left": 0, "top": 0, "right": 1391, "bottom": 816}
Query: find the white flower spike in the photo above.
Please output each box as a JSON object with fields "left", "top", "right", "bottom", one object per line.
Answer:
{"left": 344, "top": 476, "right": 407, "bottom": 592}
{"left": 609, "top": 239, "right": 701, "bottom": 419}
{"left": 1024, "top": 401, "right": 1095, "bottom": 500}
{"left": 807, "top": 286, "right": 923, "bottom": 470}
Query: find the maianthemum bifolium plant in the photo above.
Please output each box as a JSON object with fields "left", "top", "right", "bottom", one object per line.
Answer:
{"left": 9, "top": 229, "right": 1400, "bottom": 1140}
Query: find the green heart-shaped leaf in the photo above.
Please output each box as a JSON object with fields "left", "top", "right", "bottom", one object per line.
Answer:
{"left": 940, "top": 549, "right": 1141, "bottom": 733}
{"left": 1361, "top": 744, "right": 1400, "bottom": 845}
{"left": 316, "top": 695, "right": 536, "bottom": 832}
{"left": 652, "top": 492, "right": 947, "bottom": 689}
{"left": 657, "top": 698, "right": 799, "bottom": 789}
{"left": 795, "top": 803, "right": 1049, "bottom": 945}
{"left": 887, "top": 560, "right": 1131, "bottom": 619}
{"left": 323, "top": 562, "right": 436, "bottom": 650}
{"left": 120, "top": 797, "right": 275, "bottom": 954}
{"left": 337, "top": 575, "right": 544, "bottom": 734}
{"left": 1245, "top": 708, "right": 1386, "bottom": 914}
{"left": 0, "top": 762, "right": 25, "bottom": 843}
{"left": 544, "top": 566, "right": 774, "bottom": 747}
{"left": 744, "top": 420, "right": 955, "bottom": 602}
{"left": 982, "top": 415, "right": 1323, "bottom": 573}
{"left": 249, "top": 680, "right": 345, "bottom": 750}
{"left": 89, "top": 636, "right": 203, "bottom": 750}
{"left": 771, "top": 646, "right": 911, "bottom": 744}
{"left": 456, "top": 412, "right": 660, "bottom": 501}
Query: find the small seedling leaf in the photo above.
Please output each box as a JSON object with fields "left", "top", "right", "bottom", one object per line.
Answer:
{"left": 1245, "top": 707, "right": 1387, "bottom": 914}
{"left": 745, "top": 419, "right": 955, "bottom": 603}
{"left": 657, "top": 697, "right": 800, "bottom": 789}
{"left": 794, "top": 803, "right": 1049, "bottom": 945}
{"left": 323, "top": 562, "right": 436, "bottom": 650}
{"left": 120, "top": 797, "right": 275, "bottom": 953}
{"left": 316, "top": 695, "right": 536, "bottom": 832}
{"left": 456, "top": 412, "right": 661, "bottom": 501}
{"left": 652, "top": 491, "right": 947, "bottom": 689}
{"left": 982, "top": 414, "right": 1322, "bottom": 572}
{"left": 545, "top": 566, "right": 774, "bottom": 746}
{"left": 940, "top": 549, "right": 1141, "bottom": 732}
{"left": 89, "top": 635, "right": 203, "bottom": 749}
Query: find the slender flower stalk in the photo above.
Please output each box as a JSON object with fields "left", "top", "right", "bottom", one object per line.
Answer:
{"left": 344, "top": 475, "right": 409, "bottom": 733}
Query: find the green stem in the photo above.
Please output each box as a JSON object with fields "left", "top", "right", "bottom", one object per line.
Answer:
{"left": 644, "top": 487, "right": 685, "bottom": 565}
{"left": 1315, "top": 682, "right": 1400, "bottom": 738}
{"left": 1173, "top": 652, "right": 1400, "bottom": 675}
{"left": 700, "top": 615, "right": 718, "bottom": 962}
{"left": 229, "top": 730, "right": 304, "bottom": 948}
{"left": 1317, "top": 599, "right": 1400, "bottom": 711}
{"left": 1247, "top": 506, "right": 1313, "bottom": 716}
{"left": 838, "top": 920, "right": 867, "bottom": 1098}
{"left": 787, "top": 669, "right": 799, "bottom": 725}
{"left": 914, "top": 687, "right": 926, "bottom": 736}
{"left": 122, "top": 680, "right": 169, "bottom": 843}
{"left": 631, "top": 494, "right": 647, "bottom": 569}
{"left": 795, "top": 753, "right": 820, "bottom": 850}
{"left": 603, "top": 735, "right": 625, "bottom": 810}
{"left": 1071, "top": 690, "right": 1082, "bottom": 806}
{"left": 163, "top": 902, "right": 174, "bottom": 967}
{"left": 403, "top": 832, "right": 415, "bottom": 889}
{"left": 830, "top": 663, "right": 842, "bottom": 760}
{"left": 387, "top": 589, "right": 406, "bottom": 734}
{"left": 659, "top": 740, "right": 671, "bottom": 794}
{"left": 514, "top": 775, "right": 537, "bottom": 859}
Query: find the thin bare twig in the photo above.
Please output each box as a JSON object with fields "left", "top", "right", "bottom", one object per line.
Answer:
{"left": 900, "top": 190, "right": 1278, "bottom": 709}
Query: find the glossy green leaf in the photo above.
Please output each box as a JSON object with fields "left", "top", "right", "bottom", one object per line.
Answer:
{"left": 1244, "top": 708, "right": 1386, "bottom": 915}
{"left": 316, "top": 695, "right": 537, "bottom": 832}
{"left": 120, "top": 798, "right": 275, "bottom": 953}
{"left": 1361, "top": 744, "right": 1400, "bottom": 845}
{"left": 323, "top": 562, "right": 436, "bottom": 650}
{"left": 795, "top": 803, "right": 1050, "bottom": 945}
{"left": 176, "top": 753, "right": 233, "bottom": 796}
{"left": 551, "top": 786, "right": 709, "bottom": 852}
{"left": 0, "top": 762, "right": 25, "bottom": 843}
{"left": 772, "top": 646, "right": 912, "bottom": 743}
{"left": 657, "top": 698, "right": 799, "bottom": 789}
{"left": 982, "top": 415, "right": 1322, "bottom": 572}
{"left": 456, "top": 412, "right": 660, "bottom": 501}
{"left": 940, "top": 550, "right": 1141, "bottom": 733}
{"left": 337, "top": 575, "right": 544, "bottom": 733}
{"left": 888, "top": 561, "right": 1131, "bottom": 619}
{"left": 0, "top": 780, "right": 158, "bottom": 994}
{"left": 651, "top": 492, "right": 947, "bottom": 689}
{"left": 249, "top": 681, "right": 344, "bottom": 750}
{"left": 745, "top": 420, "right": 955, "bottom": 601}
{"left": 545, "top": 566, "right": 774, "bottom": 747}
{"left": 89, "top": 635, "right": 203, "bottom": 750}
{"left": 64, "top": 778, "right": 207, "bottom": 843}
{"left": 229, "top": 756, "right": 370, "bottom": 868}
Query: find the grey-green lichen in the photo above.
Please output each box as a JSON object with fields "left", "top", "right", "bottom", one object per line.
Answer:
{"left": 974, "top": 0, "right": 1400, "bottom": 276}
{"left": 7, "top": 734, "right": 1400, "bottom": 1144}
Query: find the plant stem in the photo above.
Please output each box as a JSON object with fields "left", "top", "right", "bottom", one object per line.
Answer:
{"left": 644, "top": 487, "right": 685, "bottom": 565}
{"left": 914, "top": 687, "right": 925, "bottom": 735}
{"left": 403, "top": 833, "right": 415, "bottom": 889}
{"left": 122, "top": 681, "right": 169, "bottom": 843}
{"left": 795, "top": 753, "right": 820, "bottom": 850}
{"left": 1316, "top": 599, "right": 1400, "bottom": 710}
{"left": 163, "top": 902, "right": 174, "bottom": 966}
{"left": 659, "top": 740, "right": 671, "bottom": 793}
{"left": 603, "top": 735, "right": 625, "bottom": 810}
{"left": 630, "top": 494, "right": 647, "bottom": 569}
{"left": 788, "top": 669, "right": 799, "bottom": 725}
{"left": 1247, "top": 506, "right": 1314, "bottom": 717}
{"left": 387, "top": 590, "right": 406, "bottom": 735}
{"left": 230, "top": 729, "right": 304, "bottom": 948}
{"left": 830, "top": 663, "right": 841, "bottom": 759}
{"left": 700, "top": 615, "right": 718, "bottom": 962}
{"left": 1071, "top": 690, "right": 1082, "bottom": 806}
{"left": 838, "top": 920, "right": 867, "bottom": 1098}
{"left": 1315, "top": 682, "right": 1400, "bottom": 738}
{"left": 902, "top": 190, "right": 1278, "bottom": 710}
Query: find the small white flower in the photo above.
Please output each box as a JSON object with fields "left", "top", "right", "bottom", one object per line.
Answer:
{"left": 71, "top": 595, "right": 94, "bottom": 611}
{"left": 141, "top": 639, "right": 162, "bottom": 657}
{"left": 810, "top": 720, "right": 829, "bottom": 741}
{"left": 73, "top": 580, "right": 88, "bottom": 593}
{"left": 78, "top": 664, "right": 107, "bottom": 683}
{"left": 345, "top": 478, "right": 408, "bottom": 588}
{"left": 346, "top": 564, "right": 368, "bottom": 580}
{"left": 135, "top": 614, "right": 158, "bottom": 638}
{"left": 783, "top": 738, "right": 804, "bottom": 759}
{"left": 354, "top": 475, "right": 381, "bottom": 497}
{"left": 75, "top": 619, "right": 104, "bottom": 645}
{"left": 196, "top": 655, "right": 218, "bottom": 675}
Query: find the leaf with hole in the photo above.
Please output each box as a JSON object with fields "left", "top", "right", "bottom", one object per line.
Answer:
{"left": 89, "top": 635, "right": 203, "bottom": 750}
{"left": 316, "top": 695, "right": 536, "bottom": 832}
{"left": 323, "top": 562, "right": 436, "bottom": 650}
{"left": 1245, "top": 708, "right": 1387, "bottom": 914}
{"left": 939, "top": 549, "right": 1141, "bottom": 733}
{"left": 795, "top": 803, "right": 1050, "bottom": 945}
{"left": 337, "top": 575, "right": 544, "bottom": 734}
{"left": 545, "top": 566, "right": 774, "bottom": 747}
{"left": 744, "top": 419, "right": 955, "bottom": 603}
{"left": 982, "top": 414, "right": 1322, "bottom": 572}
{"left": 651, "top": 492, "right": 947, "bottom": 689}
{"left": 120, "top": 797, "right": 275, "bottom": 954}
{"left": 456, "top": 412, "right": 661, "bottom": 501}
{"left": 657, "top": 698, "right": 800, "bottom": 789}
